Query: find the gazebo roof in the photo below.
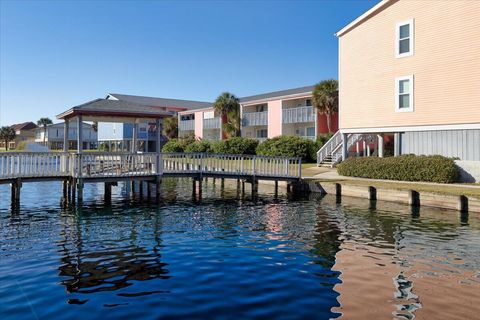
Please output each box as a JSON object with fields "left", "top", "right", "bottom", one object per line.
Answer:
{"left": 57, "top": 99, "right": 174, "bottom": 122}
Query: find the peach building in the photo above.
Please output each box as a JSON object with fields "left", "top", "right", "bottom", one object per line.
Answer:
{"left": 177, "top": 85, "right": 338, "bottom": 141}
{"left": 318, "top": 0, "right": 480, "bottom": 180}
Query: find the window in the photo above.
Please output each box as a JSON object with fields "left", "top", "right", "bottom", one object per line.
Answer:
{"left": 306, "top": 99, "right": 312, "bottom": 107}
{"left": 203, "top": 111, "right": 214, "bottom": 119}
{"left": 306, "top": 127, "right": 315, "bottom": 137}
{"left": 256, "top": 129, "right": 268, "bottom": 138}
{"left": 395, "top": 75, "right": 414, "bottom": 112}
{"left": 396, "top": 19, "right": 414, "bottom": 58}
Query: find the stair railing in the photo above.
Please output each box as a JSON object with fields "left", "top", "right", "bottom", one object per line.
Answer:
{"left": 316, "top": 131, "right": 342, "bottom": 166}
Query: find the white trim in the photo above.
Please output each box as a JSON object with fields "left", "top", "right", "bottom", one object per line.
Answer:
{"left": 336, "top": 0, "right": 393, "bottom": 37}
{"left": 395, "top": 75, "right": 414, "bottom": 112}
{"left": 240, "top": 92, "right": 312, "bottom": 107}
{"left": 395, "top": 19, "right": 414, "bottom": 58}
{"left": 340, "top": 123, "right": 480, "bottom": 134}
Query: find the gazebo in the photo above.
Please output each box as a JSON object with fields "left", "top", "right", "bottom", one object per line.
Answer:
{"left": 57, "top": 98, "right": 173, "bottom": 154}
{"left": 56, "top": 98, "right": 174, "bottom": 201}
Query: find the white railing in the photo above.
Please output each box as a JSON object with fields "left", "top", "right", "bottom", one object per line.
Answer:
{"left": 0, "top": 152, "right": 302, "bottom": 180}
{"left": 161, "top": 153, "right": 302, "bottom": 178}
{"left": 179, "top": 120, "right": 195, "bottom": 131}
{"left": 203, "top": 117, "right": 221, "bottom": 129}
{"left": 72, "top": 153, "right": 158, "bottom": 178}
{"left": 282, "top": 106, "right": 315, "bottom": 124}
{"left": 0, "top": 152, "right": 69, "bottom": 179}
{"left": 242, "top": 111, "right": 268, "bottom": 126}
{"left": 316, "top": 132, "right": 363, "bottom": 166}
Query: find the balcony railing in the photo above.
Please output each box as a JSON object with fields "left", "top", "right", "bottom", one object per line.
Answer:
{"left": 242, "top": 111, "right": 268, "bottom": 126}
{"left": 282, "top": 106, "right": 315, "bottom": 124}
{"left": 179, "top": 119, "right": 195, "bottom": 131}
{"left": 203, "top": 117, "right": 221, "bottom": 129}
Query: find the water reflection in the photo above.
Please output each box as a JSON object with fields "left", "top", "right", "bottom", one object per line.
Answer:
{"left": 1, "top": 181, "right": 480, "bottom": 320}
{"left": 57, "top": 209, "right": 169, "bottom": 297}
{"left": 323, "top": 196, "right": 480, "bottom": 320}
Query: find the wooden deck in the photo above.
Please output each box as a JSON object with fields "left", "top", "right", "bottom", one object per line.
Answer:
{"left": 1, "top": 152, "right": 302, "bottom": 203}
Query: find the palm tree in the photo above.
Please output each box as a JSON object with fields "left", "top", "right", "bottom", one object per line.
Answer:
{"left": 312, "top": 79, "right": 339, "bottom": 133}
{"left": 163, "top": 116, "right": 178, "bottom": 139}
{"left": 37, "top": 117, "right": 53, "bottom": 146}
{"left": 0, "top": 126, "right": 16, "bottom": 151}
{"left": 213, "top": 92, "right": 241, "bottom": 138}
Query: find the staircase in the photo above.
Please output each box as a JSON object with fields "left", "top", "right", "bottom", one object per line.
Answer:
{"left": 316, "top": 131, "right": 363, "bottom": 167}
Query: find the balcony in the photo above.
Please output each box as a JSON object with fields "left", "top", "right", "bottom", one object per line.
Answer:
{"left": 203, "top": 117, "right": 221, "bottom": 129}
{"left": 242, "top": 111, "right": 268, "bottom": 127}
{"left": 282, "top": 106, "right": 315, "bottom": 124}
{"left": 179, "top": 119, "right": 195, "bottom": 131}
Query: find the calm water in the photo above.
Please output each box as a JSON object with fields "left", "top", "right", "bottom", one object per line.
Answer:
{"left": 1, "top": 180, "right": 479, "bottom": 320}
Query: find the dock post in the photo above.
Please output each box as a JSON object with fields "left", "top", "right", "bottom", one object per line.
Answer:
{"left": 11, "top": 179, "right": 21, "bottom": 205}
{"left": 71, "top": 179, "right": 76, "bottom": 203}
{"left": 62, "top": 180, "right": 68, "bottom": 200}
{"left": 77, "top": 179, "right": 84, "bottom": 202}
{"left": 105, "top": 182, "right": 112, "bottom": 202}
{"left": 131, "top": 181, "right": 136, "bottom": 194}
{"left": 198, "top": 178, "right": 202, "bottom": 201}
{"left": 139, "top": 180, "right": 144, "bottom": 197}
{"left": 241, "top": 180, "right": 245, "bottom": 196}
{"left": 155, "top": 178, "right": 162, "bottom": 201}
{"left": 287, "top": 183, "right": 291, "bottom": 194}
{"left": 192, "top": 178, "right": 197, "bottom": 198}
{"left": 251, "top": 179, "right": 258, "bottom": 199}
{"left": 147, "top": 182, "right": 152, "bottom": 199}
{"left": 274, "top": 180, "right": 278, "bottom": 198}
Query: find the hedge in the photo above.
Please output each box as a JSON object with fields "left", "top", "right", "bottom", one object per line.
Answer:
{"left": 184, "top": 140, "right": 212, "bottom": 153}
{"left": 336, "top": 155, "right": 459, "bottom": 183}
{"left": 256, "top": 136, "right": 315, "bottom": 162}
{"left": 211, "top": 137, "right": 259, "bottom": 155}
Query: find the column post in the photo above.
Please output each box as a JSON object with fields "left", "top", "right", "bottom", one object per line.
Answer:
{"left": 132, "top": 121, "right": 139, "bottom": 153}
{"left": 394, "top": 132, "right": 402, "bottom": 157}
{"left": 341, "top": 133, "right": 348, "bottom": 161}
{"left": 377, "top": 134, "right": 384, "bottom": 158}
{"left": 155, "top": 118, "right": 162, "bottom": 175}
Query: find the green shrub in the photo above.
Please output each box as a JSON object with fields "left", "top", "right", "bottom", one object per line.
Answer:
{"left": 211, "top": 137, "right": 259, "bottom": 155}
{"left": 162, "top": 139, "right": 186, "bottom": 152}
{"left": 184, "top": 140, "right": 212, "bottom": 153}
{"left": 337, "top": 155, "right": 459, "bottom": 183}
{"left": 309, "top": 133, "right": 334, "bottom": 161}
{"left": 256, "top": 136, "right": 315, "bottom": 162}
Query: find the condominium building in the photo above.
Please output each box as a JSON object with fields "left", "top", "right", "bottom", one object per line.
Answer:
{"left": 177, "top": 86, "right": 339, "bottom": 141}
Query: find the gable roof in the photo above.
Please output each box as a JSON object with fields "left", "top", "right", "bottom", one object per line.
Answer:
{"left": 239, "top": 85, "right": 315, "bottom": 104}
{"left": 107, "top": 93, "right": 212, "bottom": 110}
{"left": 11, "top": 122, "right": 38, "bottom": 131}
{"left": 336, "top": 0, "right": 395, "bottom": 37}
{"left": 57, "top": 99, "right": 174, "bottom": 120}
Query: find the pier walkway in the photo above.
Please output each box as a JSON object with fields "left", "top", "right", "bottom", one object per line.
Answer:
{"left": 0, "top": 152, "right": 302, "bottom": 203}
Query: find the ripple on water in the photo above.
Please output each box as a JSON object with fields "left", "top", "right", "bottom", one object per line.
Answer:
{"left": 1, "top": 180, "right": 480, "bottom": 319}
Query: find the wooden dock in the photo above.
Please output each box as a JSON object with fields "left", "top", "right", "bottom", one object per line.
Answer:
{"left": 0, "top": 152, "right": 302, "bottom": 204}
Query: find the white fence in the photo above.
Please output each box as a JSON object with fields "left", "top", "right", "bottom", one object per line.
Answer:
{"left": 282, "top": 106, "right": 315, "bottom": 124}
{"left": 242, "top": 111, "right": 268, "bottom": 126}
{"left": 0, "top": 152, "right": 302, "bottom": 180}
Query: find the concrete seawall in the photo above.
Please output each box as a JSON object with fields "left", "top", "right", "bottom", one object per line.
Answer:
{"left": 306, "top": 180, "right": 480, "bottom": 213}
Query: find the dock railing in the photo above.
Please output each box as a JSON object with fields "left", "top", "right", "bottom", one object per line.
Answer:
{"left": 0, "top": 152, "right": 302, "bottom": 181}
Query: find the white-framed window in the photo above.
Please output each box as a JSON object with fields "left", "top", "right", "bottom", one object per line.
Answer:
{"left": 396, "top": 19, "right": 414, "bottom": 58}
{"left": 395, "top": 75, "right": 414, "bottom": 112}
{"left": 306, "top": 126, "right": 315, "bottom": 137}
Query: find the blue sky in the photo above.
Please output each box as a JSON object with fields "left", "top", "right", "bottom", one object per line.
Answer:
{"left": 0, "top": 0, "right": 378, "bottom": 125}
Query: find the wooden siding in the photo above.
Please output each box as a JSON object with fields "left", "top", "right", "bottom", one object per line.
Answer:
{"left": 339, "top": 0, "right": 480, "bottom": 130}
{"left": 401, "top": 129, "right": 480, "bottom": 161}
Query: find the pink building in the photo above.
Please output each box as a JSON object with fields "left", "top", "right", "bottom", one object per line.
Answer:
{"left": 178, "top": 85, "right": 338, "bottom": 141}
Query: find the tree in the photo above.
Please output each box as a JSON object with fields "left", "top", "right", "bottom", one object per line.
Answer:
{"left": 37, "top": 117, "right": 53, "bottom": 146}
{"left": 213, "top": 92, "right": 241, "bottom": 138}
{"left": 312, "top": 79, "right": 338, "bottom": 133}
{"left": 0, "top": 126, "right": 16, "bottom": 151}
{"left": 163, "top": 117, "right": 178, "bottom": 139}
